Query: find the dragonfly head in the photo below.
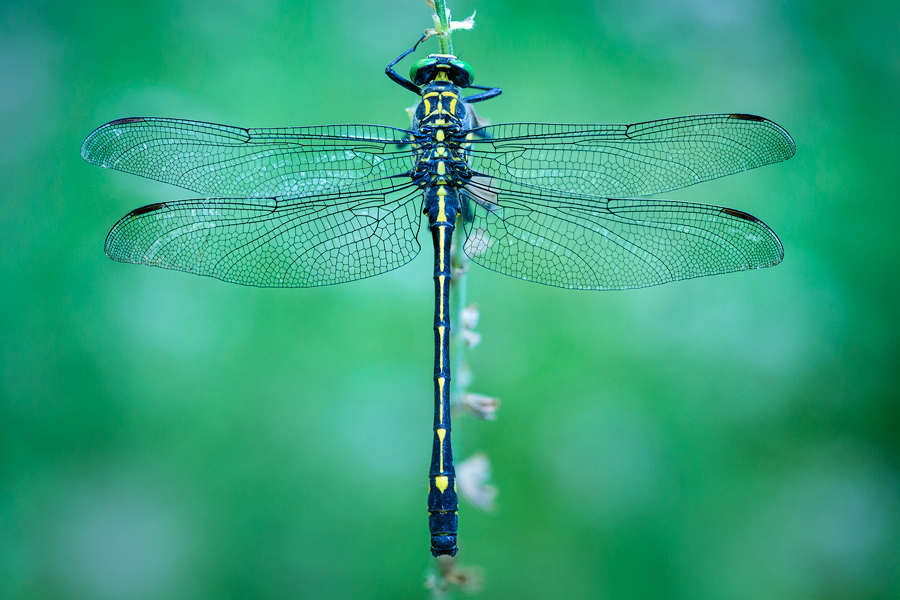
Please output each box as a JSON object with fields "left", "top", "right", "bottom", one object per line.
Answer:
{"left": 410, "top": 54, "right": 475, "bottom": 88}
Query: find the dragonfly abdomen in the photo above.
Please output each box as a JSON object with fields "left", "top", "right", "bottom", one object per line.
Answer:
{"left": 428, "top": 221, "right": 458, "bottom": 556}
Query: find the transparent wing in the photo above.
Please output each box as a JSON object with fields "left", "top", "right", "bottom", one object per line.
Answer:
{"left": 82, "top": 117, "right": 416, "bottom": 197}
{"left": 467, "top": 114, "right": 795, "bottom": 198}
{"left": 461, "top": 176, "right": 783, "bottom": 290}
{"left": 104, "top": 180, "right": 424, "bottom": 287}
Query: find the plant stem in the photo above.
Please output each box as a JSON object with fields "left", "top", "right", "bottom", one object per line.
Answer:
{"left": 450, "top": 224, "right": 468, "bottom": 406}
{"left": 432, "top": 0, "right": 453, "bottom": 55}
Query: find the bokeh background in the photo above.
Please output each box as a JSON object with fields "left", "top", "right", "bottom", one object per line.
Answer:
{"left": 2, "top": 0, "right": 898, "bottom": 598}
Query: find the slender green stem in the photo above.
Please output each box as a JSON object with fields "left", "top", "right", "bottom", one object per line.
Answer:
{"left": 450, "top": 224, "right": 468, "bottom": 405}
{"left": 432, "top": 0, "right": 453, "bottom": 55}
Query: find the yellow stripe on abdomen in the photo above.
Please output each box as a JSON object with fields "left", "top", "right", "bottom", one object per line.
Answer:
{"left": 437, "top": 427, "right": 446, "bottom": 471}
{"left": 436, "top": 186, "right": 448, "bottom": 223}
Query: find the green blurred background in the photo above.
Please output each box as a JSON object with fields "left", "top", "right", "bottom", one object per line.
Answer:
{"left": 2, "top": 0, "right": 898, "bottom": 598}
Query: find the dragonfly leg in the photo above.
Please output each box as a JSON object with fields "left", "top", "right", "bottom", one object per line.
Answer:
{"left": 386, "top": 33, "right": 428, "bottom": 95}
{"left": 462, "top": 84, "right": 502, "bottom": 104}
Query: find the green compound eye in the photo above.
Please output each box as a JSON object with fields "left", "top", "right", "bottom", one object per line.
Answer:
{"left": 449, "top": 59, "right": 474, "bottom": 87}
{"left": 410, "top": 58, "right": 438, "bottom": 86}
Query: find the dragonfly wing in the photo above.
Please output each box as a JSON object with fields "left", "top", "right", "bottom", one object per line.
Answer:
{"left": 82, "top": 117, "right": 415, "bottom": 197}
{"left": 105, "top": 179, "right": 423, "bottom": 287}
{"left": 460, "top": 176, "right": 783, "bottom": 290}
{"left": 467, "top": 114, "right": 795, "bottom": 198}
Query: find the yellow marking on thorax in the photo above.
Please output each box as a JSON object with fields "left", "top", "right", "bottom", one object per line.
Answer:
{"left": 439, "top": 91, "right": 458, "bottom": 115}
{"left": 436, "top": 129, "right": 445, "bottom": 142}
{"left": 436, "top": 161, "right": 446, "bottom": 176}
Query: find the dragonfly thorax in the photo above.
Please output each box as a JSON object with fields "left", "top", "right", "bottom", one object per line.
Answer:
{"left": 409, "top": 80, "right": 476, "bottom": 196}
{"left": 413, "top": 81, "right": 471, "bottom": 131}
{"left": 408, "top": 83, "right": 476, "bottom": 227}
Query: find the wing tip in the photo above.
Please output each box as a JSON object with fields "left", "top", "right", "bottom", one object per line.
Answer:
{"left": 719, "top": 205, "right": 784, "bottom": 261}
{"left": 721, "top": 206, "right": 785, "bottom": 268}
{"left": 728, "top": 113, "right": 797, "bottom": 161}
{"left": 81, "top": 117, "right": 149, "bottom": 163}
{"left": 104, "top": 201, "right": 167, "bottom": 261}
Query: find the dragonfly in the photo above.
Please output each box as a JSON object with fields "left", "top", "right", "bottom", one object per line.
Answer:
{"left": 82, "top": 34, "right": 795, "bottom": 557}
